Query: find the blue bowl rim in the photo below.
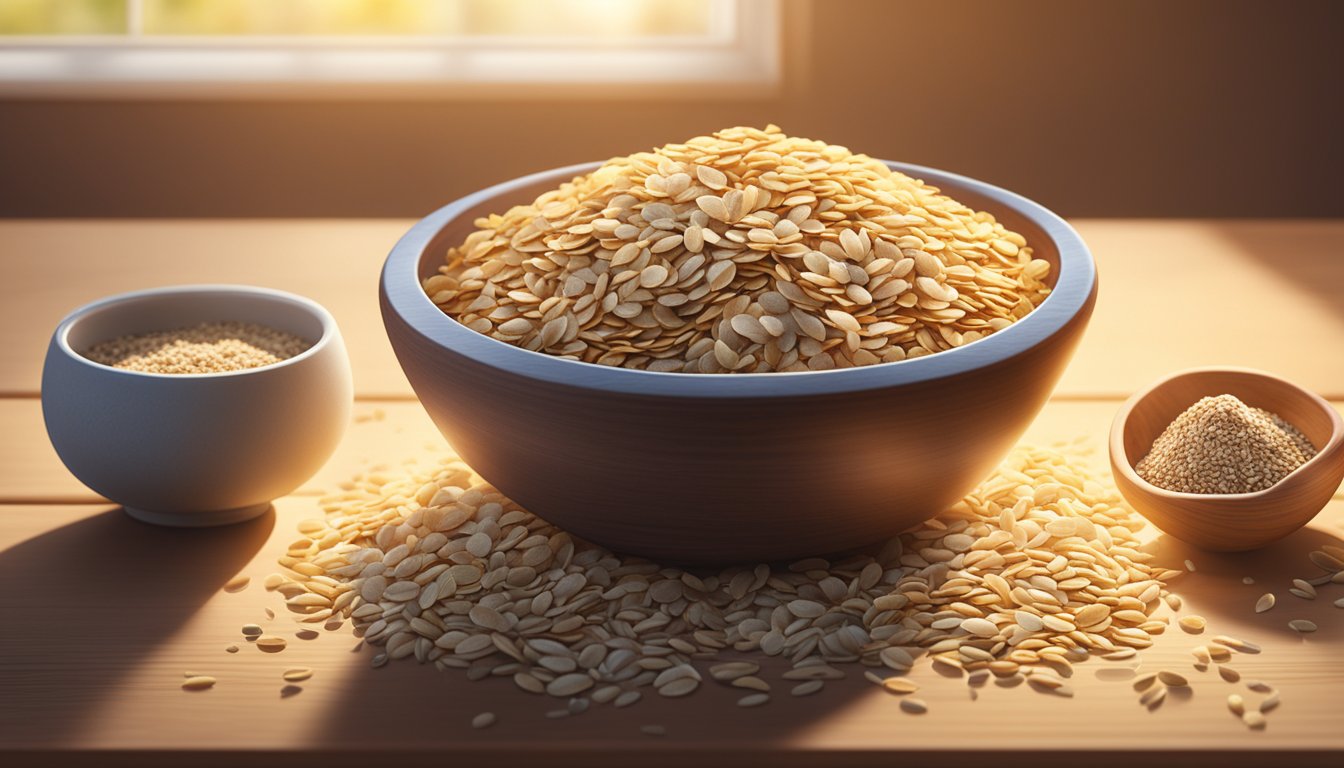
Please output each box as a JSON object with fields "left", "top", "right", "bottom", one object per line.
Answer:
{"left": 381, "top": 160, "right": 1096, "bottom": 399}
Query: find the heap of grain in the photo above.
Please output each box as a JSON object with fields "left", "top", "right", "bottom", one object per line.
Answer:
{"left": 272, "top": 445, "right": 1184, "bottom": 710}
{"left": 1136, "top": 394, "right": 1317, "bottom": 494}
{"left": 83, "top": 321, "right": 311, "bottom": 374}
{"left": 424, "top": 125, "right": 1052, "bottom": 372}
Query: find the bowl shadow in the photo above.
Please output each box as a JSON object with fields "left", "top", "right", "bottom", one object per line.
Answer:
{"left": 0, "top": 505, "right": 273, "bottom": 747}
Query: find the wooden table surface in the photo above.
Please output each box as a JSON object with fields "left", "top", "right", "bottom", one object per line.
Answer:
{"left": 1, "top": 219, "right": 1341, "bottom": 767}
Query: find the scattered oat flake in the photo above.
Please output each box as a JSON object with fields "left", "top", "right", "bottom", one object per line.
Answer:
{"left": 1242, "top": 576, "right": 1255, "bottom": 585}
{"left": 1158, "top": 671, "right": 1189, "bottom": 687}
{"left": 182, "top": 676, "right": 216, "bottom": 691}
{"left": 471, "top": 712, "right": 496, "bottom": 729}
{"left": 1290, "top": 579, "right": 1317, "bottom": 599}
{"left": 1184, "top": 559, "right": 1197, "bottom": 572}
{"left": 225, "top": 645, "right": 239, "bottom": 654}
{"left": 737, "top": 693, "right": 770, "bottom": 707}
{"left": 882, "top": 678, "right": 920, "bottom": 694}
{"left": 1213, "top": 635, "right": 1262, "bottom": 653}
{"left": 256, "top": 636, "right": 287, "bottom": 652}
{"left": 1255, "top": 593, "right": 1276, "bottom": 613}
{"left": 1140, "top": 686, "right": 1167, "bottom": 708}
{"left": 1261, "top": 692, "right": 1281, "bottom": 712}
{"left": 1178, "top": 615, "right": 1207, "bottom": 633}
{"left": 1288, "top": 619, "right": 1318, "bottom": 633}
{"left": 241, "top": 624, "right": 263, "bottom": 637}
{"left": 900, "top": 698, "right": 928, "bottom": 714}
{"left": 282, "top": 667, "right": 313, "bottom": 682}
{"left": 1243, "top": 710, "right": 1267, "bottom": 729}
{"left": 223, "top": 575, "right": 250, "bottom": 593}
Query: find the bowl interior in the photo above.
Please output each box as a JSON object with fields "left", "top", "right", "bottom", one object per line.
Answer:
{"left": 415, "top": 162, "right": 1064, "bottom": 296}
{"left": 1120, "top": 368, "right": 1337, "bottom": 476}
{"left": 63, "top": 287, "right": 328, "bottom": 368}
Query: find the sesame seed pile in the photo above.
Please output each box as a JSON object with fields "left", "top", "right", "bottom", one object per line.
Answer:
{"left": 1135, "top": 394, "right": 1317, "bottom": 494}
{"left": 425, "top": 125, "right": 1052, "bottom": 373}
{"left": 82, "top": 321, "right": 312, "bottom": 374}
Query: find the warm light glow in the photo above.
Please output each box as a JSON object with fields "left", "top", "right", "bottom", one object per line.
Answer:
{"left": 0, "top": 0, "right": 717, "bottom": 38}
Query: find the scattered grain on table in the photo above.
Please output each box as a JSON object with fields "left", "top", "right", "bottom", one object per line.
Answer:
{"left": 223, "top": 575, "right": 250, "bottom": 593}
{"left": 737, "top": 693, "right": 770, "bottom": 707}
{"left": 1288, "top": 619, "right": 1318, "bottom": 633}
{"left": 900, "top": 698, "right": 928, "bottom": 714}
{"left": 256, "top": 636, "right": 287, "bottom": 652}
{"left": 181, "top": 675, "right": 216, "bottom": 691}
{"left": 1178, "top": 615, "right": 1206, "bottom": 633}
{"left": 253, "top": 442, "right": 1297, "bottom": 726}
{"left": 471, "top": 712, "right": 496, "bottom": 729}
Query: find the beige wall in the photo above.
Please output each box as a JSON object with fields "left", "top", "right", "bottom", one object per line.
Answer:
{"left": 0, "top": 0, "right": 1340, "bottom": 218}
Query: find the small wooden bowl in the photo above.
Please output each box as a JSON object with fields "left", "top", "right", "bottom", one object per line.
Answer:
{"left": 1110, "top": 367, "right": 1344, "bottom": 551}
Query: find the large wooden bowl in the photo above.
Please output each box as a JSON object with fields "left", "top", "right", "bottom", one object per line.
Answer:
{"left": 381, "top": 162, "right": 1097, "bottom": 564}
{"left": 1110, "top": 367, "right": 1344, "bottom": 551}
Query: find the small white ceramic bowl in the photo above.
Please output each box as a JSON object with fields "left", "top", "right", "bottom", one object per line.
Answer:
{"left": 42, "top": 285, "right": 353, "bottom": 526}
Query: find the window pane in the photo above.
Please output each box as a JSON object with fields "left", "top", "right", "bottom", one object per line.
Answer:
{"left": 459, "top": 0, "right": 714, "bottom": 38}
{"left": 142, "top": 0, "right": 465, "bottom": 36}
{"left": 140, "top": 0, "right": 714, "bottom": 37}
{"left": 0, "top": 0, "right": 127, "bottom": 35}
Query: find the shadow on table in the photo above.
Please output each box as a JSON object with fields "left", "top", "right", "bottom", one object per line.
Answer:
{"left": 1145, "top": 523, "right": 1344, "bottom": 637}
{"left": 0, "top": 505, "right": 273, "bottom": 747}
{"left": 302, "top": 646, "right": 884, "bottom": 751}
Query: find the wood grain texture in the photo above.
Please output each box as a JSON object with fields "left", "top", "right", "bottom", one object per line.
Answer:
{"left": 2, "top": 220, "right": 1343, "bottom": 399}
{"left": 3, "top": 218, "right": 1342, "bottom": 765}
{"left": 0, "top": 401, "right": 1341, "bottom": 766}
{"left": 1112, "top": 368, "right": 1344, "bottom": 551}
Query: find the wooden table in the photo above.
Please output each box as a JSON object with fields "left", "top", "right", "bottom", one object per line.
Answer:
{"left": 1, "top": 220, "right": 1341, "bottom": 767}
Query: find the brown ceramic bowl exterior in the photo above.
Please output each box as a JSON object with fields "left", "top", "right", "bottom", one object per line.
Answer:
{"left": 381, "top": 162, "right": 1098, "bottom": 564}
{"left": 1110, "top": 367, "right": 1344, "bottom": 552}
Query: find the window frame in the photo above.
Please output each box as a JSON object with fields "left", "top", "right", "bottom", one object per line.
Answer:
{"left": 0, "top": 0, "right": 780, "bottom": 98}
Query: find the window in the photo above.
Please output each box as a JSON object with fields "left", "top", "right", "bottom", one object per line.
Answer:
{"left": 0, "top": 0, "right": 780, "bottom": 96}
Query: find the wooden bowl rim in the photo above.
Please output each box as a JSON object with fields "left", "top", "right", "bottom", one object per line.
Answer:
{"left": 381, "top": 161, "right": 1097, "bottom": 399}
{"left": 1109, "top": 366, "right": 1344, "bottom": 503}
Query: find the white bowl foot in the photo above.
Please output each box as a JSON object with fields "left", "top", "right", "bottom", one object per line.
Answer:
{"left": 123, "top": 503, "right": 271, "bottom": 527}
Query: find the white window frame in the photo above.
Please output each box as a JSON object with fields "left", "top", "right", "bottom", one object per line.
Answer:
{"left": 0, "top": 0, "right": 780, "bottom": 98}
